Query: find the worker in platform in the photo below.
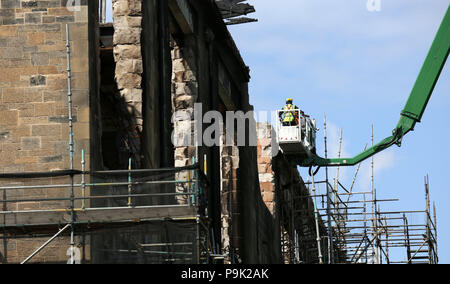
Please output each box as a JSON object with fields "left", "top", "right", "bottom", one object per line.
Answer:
{"left": 280, "top": 98, "right": 300, "bottom": 126}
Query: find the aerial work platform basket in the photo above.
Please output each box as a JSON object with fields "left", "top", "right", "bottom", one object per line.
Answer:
{"left": 276, "top": 110, "right": 317, "bottom": 158}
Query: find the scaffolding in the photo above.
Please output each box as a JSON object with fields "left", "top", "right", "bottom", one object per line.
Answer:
{"left": 297, "top": 175, "right": 438, "bottom": 264}
{"left": 0, "top": 160, "right": 215, "bottom": 264}
{"left": 279, "top": 122, "right": 439, "bottom": 264}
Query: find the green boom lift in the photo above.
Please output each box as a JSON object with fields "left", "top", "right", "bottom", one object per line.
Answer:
{"left": 288, "top": 5, "right": 450, "bottom": 170}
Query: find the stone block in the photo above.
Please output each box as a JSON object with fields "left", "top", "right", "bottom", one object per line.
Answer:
{"left": 15, "top": 156, "right": 38, "bottom": 164}
{"left": 27, "top": 32, "right": 45, "bottom": 45}
{"left": 260, "top": 182, "right": 274, "bottom": 193}
{"left": 25, "top": 12, "right": 42, "bottom": 24}
{"left": 7, "top": 36, "right": 27, "bottom": 47}
{"left": 112, "top": 0, "right": 142, "bottom": 17}
{"left": 115, "top": 59, "right": 142, "bottom": 74}
{"left": 21, "top": 137, "right": 41, "bottom": 150}
{"left": 46, "top": 77, "right": 66, "bottom": 91}
{"left": 2, "top": 142, "right": 20, "bottom": 152}
{"left": 0, "top": 25, "right": 17, "bottom": 38}
{"left": 113, "top": 44, "right": 141, "bottom": 60}
{"left": 42, "top": 15, "right": 55, "bottom": 23}
{"left": 1, "top": 47, "right": 23, "bottom": 59}
{"left": 73, "top": 122, "right": 89, "bottom": 139}
{"left": 10, "top": 125, "right": 31, "bottom": 139}
{"left": 55, "top": 15, "right": 74, "bottom": 23}
{"left": 0, "top": 149, "right": 16, "bottom": 164}
{"left": 38, "top": 155, "right": 63, "bottom": 163}
{"left": 47, "top": 7, "right": 72, "bottom": 16}
{"left": 31, "top": 124, "right": 61, "bottom": 137}
{"left": 115, "top": 72, "right": 142, "bottom": 89}
{"left": 113, "top": 27, "right": 141, "bottom": 45}
{"left": 18, "top": 105, "right": 35, "bottom": 117}
{"left": 0, "top": 37, "right": 7, "bottom": 47}
{"left": 43, "top": 90, "right": 63, "bottom": 102}
{"left": 0, "top": 109, "right": 18, "bottom": 125}
{"left": 262, "top": 191, "right": 274, "bottom": 203}
{"left": 38, "top": 66, "right": 59, "bottom": 75}
{"left": 114, "top": 15, "right": 142, "bottom": 28}
{"left": 259, "top": 173, "right": 274, "bottom": 183}
{"left": 1, "top": 0, "right": 20, "bottom": 9}
{"left": 35, "top": 102, "right": 55, "bottom": 116}
{"left": 31, "top": 52, "right": 49, "bottom": 66}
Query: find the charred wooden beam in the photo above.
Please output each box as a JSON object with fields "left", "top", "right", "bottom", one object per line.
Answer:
{"left": 215, "top": 0, "right": 257, "bottom": 25}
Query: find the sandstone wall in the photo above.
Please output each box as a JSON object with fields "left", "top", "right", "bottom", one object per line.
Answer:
{"left": 237, "top": 121, "right": 282, "bottom": 263}
{"left": 0, "top": 0, "right": 95, "bottom": 263}
{"left": 256, "top": 122, "right": 331, "bottom": 264}
{"left": 220, "top": 127, "right": 239, "bottom": 263}
{"left": 168, "top": 0, "right": 282, "bottom": 263}
{"left": 111, "top": 0, "right": 142, "bottom": 167}
{"left": 170, "top": 34, "right": 197, "bottom": 204}
{"left": 257, "top": 123, "right": 276, "bottom": 214}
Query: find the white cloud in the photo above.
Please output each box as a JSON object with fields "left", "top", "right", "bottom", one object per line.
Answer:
{"left": 321, "top": 120, "right": 354, "bottom": 187}
{"left": 313, "top": 119, "right": 397, "bottom": 192}
{"left": 357, "top": 148, "right": 397, "bottom": 191}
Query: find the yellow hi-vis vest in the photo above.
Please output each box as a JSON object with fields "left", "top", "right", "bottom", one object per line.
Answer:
{"left": 282, "top": 104, "right": 296, "bottom": 122}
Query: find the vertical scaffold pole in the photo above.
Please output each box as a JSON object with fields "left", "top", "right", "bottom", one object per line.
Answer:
{"left": 363, "top": 192, "right": 368, "bottom": 263}
{"left": 128, "top": 157, "right": 132, "bottom": 207}
{"left": 191, "top": 157, "right": 196, "bottom": 205}
{"left": 65, "top": 24, "right": 74, "bottom": 173}
{"left": 81, "top": 149, "right": 86, "bottom": 210}
{"left": 425, "top": 175, "right": 432, "bottom": 264}
{"left": 310, "top": 173, "right": 323, "bottom": 264}
{"left": 324, "top": 114, "right": 334, "bottom": 264}
{"left": 196, "top": 215, "right": 201, "bottom": 264}
{"left": 433, "top": 201, "right": 438, "bottom": 263}
{"left": 370, "top": 124, "right": 380, "bottom": 264}
{"left": 66, "top": 24, "right": 75, "bottom": 265}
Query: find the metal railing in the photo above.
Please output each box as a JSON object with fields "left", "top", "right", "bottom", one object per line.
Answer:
{"left": 0, "top": 156, "right": 210, "bottom": 264}
{"left": 0, "top": 154, "right": 206, "bottom": 214}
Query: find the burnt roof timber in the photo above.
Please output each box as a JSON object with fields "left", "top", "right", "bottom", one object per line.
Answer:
{"left": 226, "top": 17, "right": 258, "bottom": 25}
{"left": 215, "top": 0, "right": 257, "bottom": 25}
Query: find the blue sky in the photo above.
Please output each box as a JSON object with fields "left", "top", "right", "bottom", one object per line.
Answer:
{"left": 228, "top": 0, "right": 449, "bottom": 263}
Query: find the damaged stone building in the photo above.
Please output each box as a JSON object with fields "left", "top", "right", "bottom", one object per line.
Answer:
{"left": 0, "top": 0, "right": 325, "bottom": 264}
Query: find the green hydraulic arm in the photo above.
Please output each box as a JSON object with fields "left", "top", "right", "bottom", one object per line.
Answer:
{"left": 297, "top": 5, "right": 450, "bottom": 168}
